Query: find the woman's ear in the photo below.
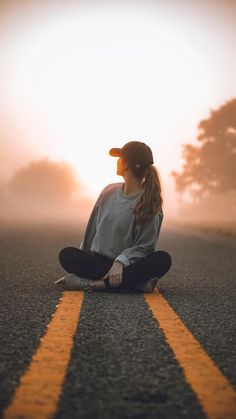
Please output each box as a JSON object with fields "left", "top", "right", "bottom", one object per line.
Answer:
{"left": 124, "top": 161, "right": 129, "bottom": 170}
{"left": 120, "top": 157, "right": 128, "bottom": 171}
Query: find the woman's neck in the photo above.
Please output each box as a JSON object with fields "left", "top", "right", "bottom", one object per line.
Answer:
{"left": 122, "top": 174, "right": 143, "bottom": 196}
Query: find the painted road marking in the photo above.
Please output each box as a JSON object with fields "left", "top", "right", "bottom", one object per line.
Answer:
{"left": 4, "top": 291, "right": 84, "bottom": 419}
{"left": 144, "top": 289, "right": 236, "bottom": 419}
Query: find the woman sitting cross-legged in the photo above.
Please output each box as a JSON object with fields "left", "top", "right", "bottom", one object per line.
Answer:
{"left": 55, "top": 140, "right": 172, "bottom": 293}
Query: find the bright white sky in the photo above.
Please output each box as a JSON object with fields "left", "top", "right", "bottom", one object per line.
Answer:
{"left": 0, "top": 0, "right": 236, "bottom": 216}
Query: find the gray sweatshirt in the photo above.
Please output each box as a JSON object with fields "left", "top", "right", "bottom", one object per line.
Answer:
{"left": 80, "top": 182, "right": 164, "bottom": 267}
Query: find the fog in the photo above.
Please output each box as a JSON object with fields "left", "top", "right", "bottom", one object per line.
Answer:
{"left": 0, "top": 159, "right": 94, "bottom": 227}
{"left": 0, "top": 1, "right": 235, "bottom": 235}
{"left": 173, "top": 191, "right": 236, "bottom": 232}
{"left": 0, "top": 157, "right": 235, "bottom": 236}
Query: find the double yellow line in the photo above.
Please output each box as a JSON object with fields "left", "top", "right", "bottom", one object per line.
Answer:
{"left": 4, "top": 290, "right": 236, "bottom": 419}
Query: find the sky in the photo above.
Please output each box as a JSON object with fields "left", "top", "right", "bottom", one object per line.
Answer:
{"left": 0, "top": 0, "right": 236, "bottom": 219}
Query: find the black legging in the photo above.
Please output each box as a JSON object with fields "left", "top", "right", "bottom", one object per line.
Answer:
{"left": 58, "top": 247, "right": 172, "bottom": 291}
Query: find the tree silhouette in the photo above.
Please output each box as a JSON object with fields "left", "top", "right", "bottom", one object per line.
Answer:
{"left": 171, "top": 98, "right": 236, "bottom": 200}
{"left": 0, "top": 159, "right": 94, "bottom": 223}
{"left": 8, "top": 158, "right": 79, "bottom": 206}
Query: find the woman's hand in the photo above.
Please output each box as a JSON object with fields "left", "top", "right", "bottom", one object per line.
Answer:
{"left": 102, "top": 261, "right": 124, "bottom": 287}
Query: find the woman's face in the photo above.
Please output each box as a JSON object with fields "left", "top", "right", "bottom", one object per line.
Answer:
{"left": 116, "top": 157, "right": 128, "bottom": 176}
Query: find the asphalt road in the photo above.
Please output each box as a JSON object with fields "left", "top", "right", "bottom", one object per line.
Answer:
{"left": 0, "top": 222, "right": 235, "bottom": 419}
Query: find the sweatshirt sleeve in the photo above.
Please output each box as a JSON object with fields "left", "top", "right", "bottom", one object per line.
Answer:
{"left": 79, "top": 193, "right": 102, "bottom": 253}
{"left": 114, "top": 210, "right": 164, "bottom": 267}
{"left": 79, "top": 184, "right": 111, "bottom": 253}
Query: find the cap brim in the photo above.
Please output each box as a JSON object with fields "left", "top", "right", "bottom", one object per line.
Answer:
{"left": 109, "top": 147, "right": 122, "bottom": 157}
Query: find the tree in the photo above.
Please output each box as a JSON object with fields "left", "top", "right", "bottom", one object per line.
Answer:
{"left": 171, "top": 98, "right": 236, "bottom": 200}
{"left": 8, "top": 158, "right": 79, "bottom": 207}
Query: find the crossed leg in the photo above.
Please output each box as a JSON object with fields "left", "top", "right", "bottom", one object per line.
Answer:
{"left": 58, "top": 247, "right": 172, "bottom": 291}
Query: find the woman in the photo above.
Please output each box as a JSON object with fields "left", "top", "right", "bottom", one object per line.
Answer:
{"left": 55, "top": 141, "right": 172, "bottom": 293}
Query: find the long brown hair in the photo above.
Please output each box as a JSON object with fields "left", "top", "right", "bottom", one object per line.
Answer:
{"left": 131, "top": 164, "right": 163, "bottom": 223}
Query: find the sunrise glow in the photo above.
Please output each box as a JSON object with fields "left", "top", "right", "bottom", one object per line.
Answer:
{"left": 1, "top": 1, "right": 236, "bottom": 220}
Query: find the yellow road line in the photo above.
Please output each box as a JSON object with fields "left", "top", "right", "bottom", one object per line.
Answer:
{"left": 4, "top": 291, "right": 84, "bottom": 419}
{"left": 144, "top": 290, "right": 236, "bottom": 419}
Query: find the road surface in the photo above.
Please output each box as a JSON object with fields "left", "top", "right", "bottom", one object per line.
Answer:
{"left": 0, "top": 223, "right": 235, "bottom": 419}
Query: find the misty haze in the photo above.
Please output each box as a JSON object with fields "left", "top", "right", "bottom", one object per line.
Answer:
{"left": 1, "top": 2, "right": 236, "bottom": 418}
{"left": 1, "top": 99, "right": 235, "bottom": 237}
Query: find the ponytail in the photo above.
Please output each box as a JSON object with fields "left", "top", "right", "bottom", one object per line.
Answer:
{"left": 131, "top": 165, "right": 163, "bottom": 223}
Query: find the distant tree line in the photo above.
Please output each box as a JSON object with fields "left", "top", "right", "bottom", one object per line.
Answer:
{"left": 171, "top": 98, "right": 236, "bottom": 200}
{"left": 0, "top": 158, "right": 93, "bottom": 223}
{"left": 8, "top": 159, "right": 78, "bottom": 205}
